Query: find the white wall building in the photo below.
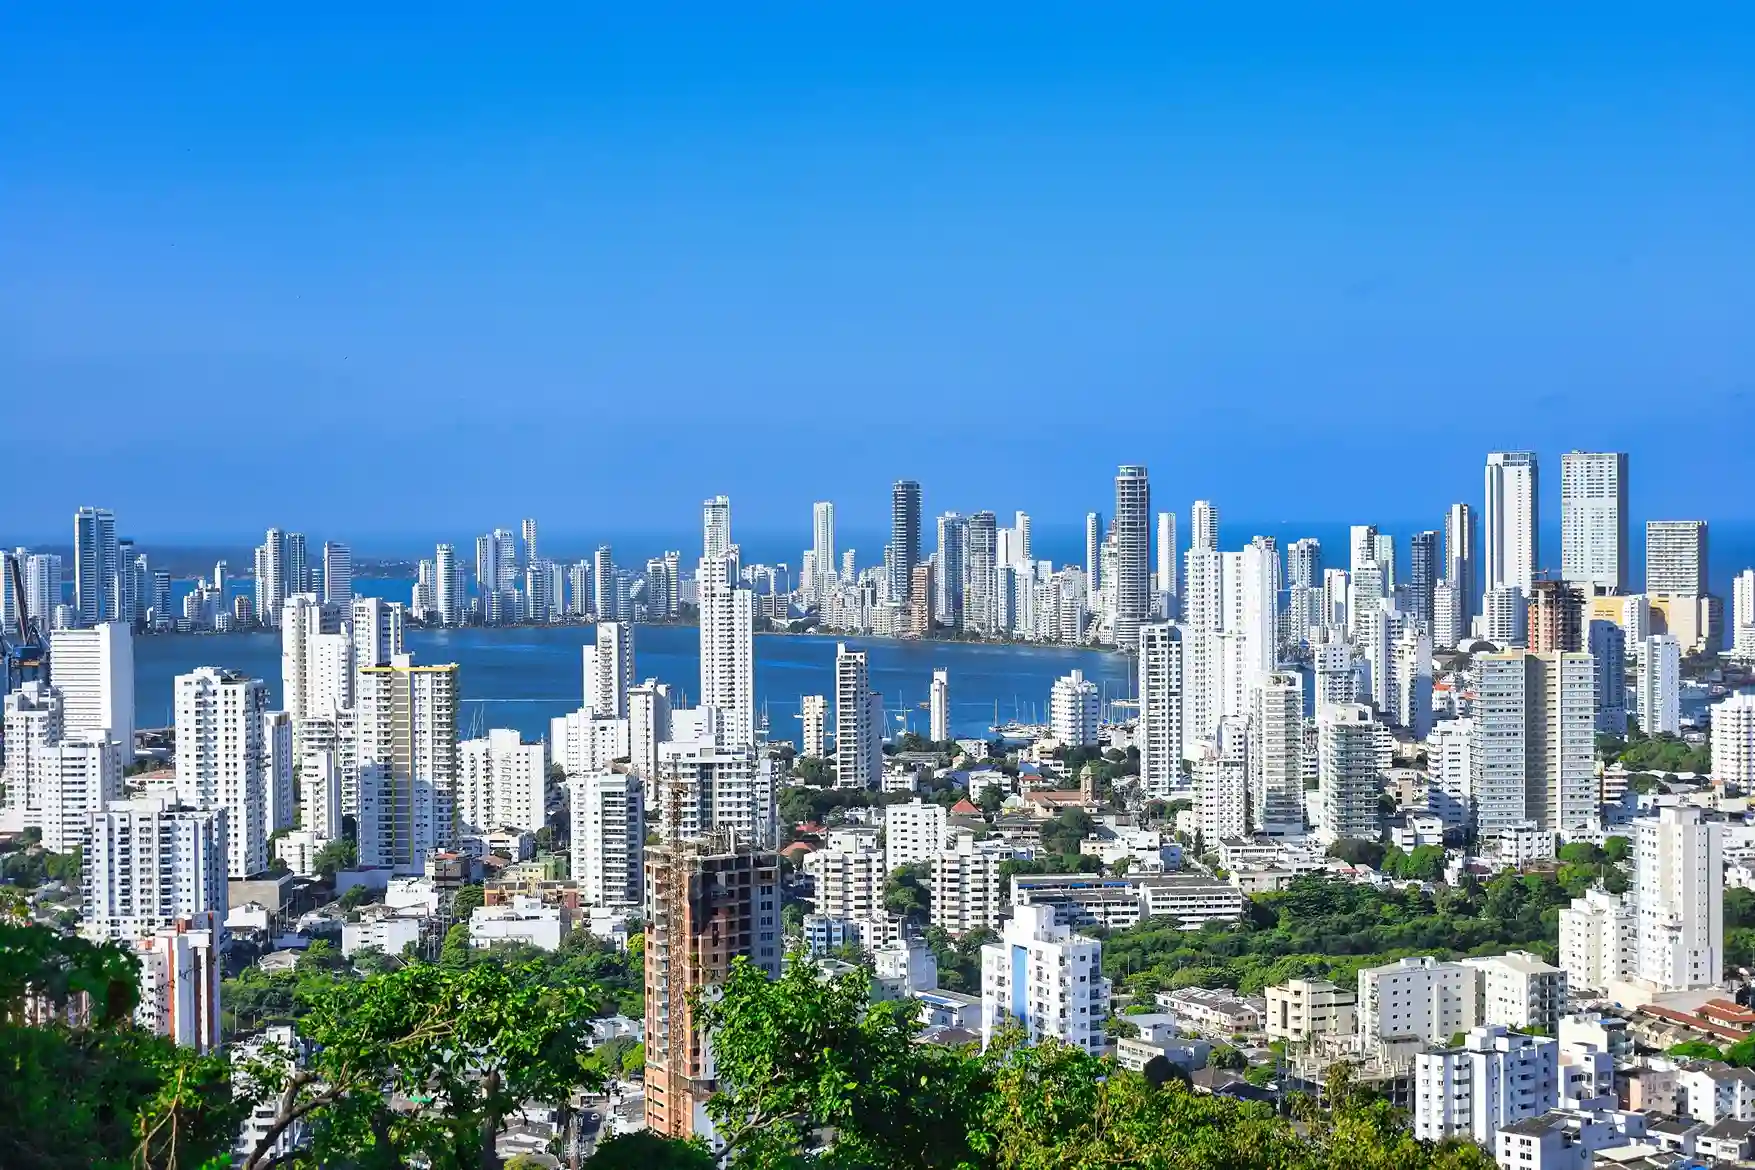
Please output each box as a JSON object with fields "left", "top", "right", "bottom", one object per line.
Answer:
{"left": 932, "top": 829, "right": 1014, "bottom": 935}
{"left": 799, "top": 693, "right": 827, "bottom": 758}
{"left": 568, "top": 772, "right": 644, "bottom": 908}
{"left": 1636, "top": 634, "right": 1681, "bottom": 736}
{"left": 1358, "top": 956, "right": 1480, "bottom": 1047}
{"left": 1558, "top": 889, "right": 1637, "bottom": 993}
{"left": 1635, "top": 806, "right": 1723, "bottom": 991}
{"left": 1318, "top": 703, "right": 1387, "bottom": 844}
{"left": 34, "top": 731, "right": 123, "bottom": 854}
{"left": 980, "top": 903, "right": 1109, "bottom": 1052}
{"left": 834, "top": 643, "right": 883, "bottom": 790}
{"left": 83, "top": 799, "right": 227, "bottom": 941}
{"left": 2, "top": 681, "right": 63, "bottom": 832}
{"left": 582, "top": 621, "right": 634, "bottom": 719}
{"left": 1485, "top": 451, "right": 1539, "bottom": 595}
{"left": 47, "top": 622, "right": 133, "bottom": 760}
{"left": 1471, "top": 652, "right": 1596, "bottom": 844}
{"left": 356, "top": 656, "right": 460, "bottom": 872}
{"left": 174, "top": 667, "right": 270, "bottom": 878}
{"left": 1250, "top": 671, "right": 1303, "bottom": 835}
{"left": 1050, "top": 668, "right": 1100, "bottom": 748}
{"left": 134, "top": 914, "right": 222, "bottom": 1051}
{"left": 1466, "top": 951, "right": 1569, "bottom": 1035}
{"left": 930, "top": 669, "right": 950, "bottom": 743}
{"left": 698, "top": 554, "right": 755, "bottom": 747}
{"left": 1714, "top": 693, "right": 1755, "bottom": 791}
{"left": 1138, "top": 623, "right": 1184, "bottom": 799}
{"left": 1414, "top": 1025, "right": 1558, "bottom": 1146}
{"left": 457, "top": 728, "right": 547, "bottom": 834}
{"left": 1559, "top": 451, "right": 1628, "bottom": 592}
{"left": 885, "top": 798, "right": 948, "bottom": 873}
{"left": 656, "top": 725, "right": 774, "bottom": 847}
{"left": 1195, "top": 717, "right": 1250, "bottom": 844}
{"left": 469, "top": 896, "right": 565, "bottom": 951}
{"left": 803, "top": 827, "right": 886, "bottom": 920}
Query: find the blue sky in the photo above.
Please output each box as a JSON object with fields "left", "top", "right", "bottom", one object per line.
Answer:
{"left": 4, "top": 6, "right": 1753, "bottom": 542}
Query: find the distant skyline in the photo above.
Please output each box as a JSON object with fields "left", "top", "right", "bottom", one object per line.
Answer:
{"left": 5, "top": 9, "right": 1754, "bottom": 533}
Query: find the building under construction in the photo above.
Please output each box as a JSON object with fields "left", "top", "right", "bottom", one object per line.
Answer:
{"left": 643, "top": 830, "right": 781, "bottom": 1141}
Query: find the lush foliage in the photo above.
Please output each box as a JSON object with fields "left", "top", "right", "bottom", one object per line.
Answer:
{"left": 669, "top": 953, "right": 1494, "bottom": 1170}
{"left": 1101, "top": 874, "right": 1566, "bottom": 996}
{"left": 0, "top": 923, "right": 243, "bottom": 1169}
{"left": 1600, "top": 730, "right": 1710, "bottom": 775}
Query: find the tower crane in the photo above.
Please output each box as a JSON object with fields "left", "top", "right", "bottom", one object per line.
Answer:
{"left": 2, "top": 555, "right": 50, "bottom": 691}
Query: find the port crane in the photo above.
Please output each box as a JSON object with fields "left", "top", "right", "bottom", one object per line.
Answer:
{"left": 2, "top": 555, "right": 50, "bottom": 691}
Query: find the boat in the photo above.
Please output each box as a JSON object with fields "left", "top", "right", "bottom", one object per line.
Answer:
{"left": 988, "top": 720, "right": 1045, "bottom": 741}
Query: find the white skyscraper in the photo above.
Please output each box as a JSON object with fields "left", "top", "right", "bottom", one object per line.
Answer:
{"left": 656, "top": 727, "right": 774, "bottom": 846}
{"left": 1446, "top": 502, "right": 1478, "bottom": 624}
{"left": 1138, "top": 624, "right": 1184, "bottom": 798}
{"left": 1195, "top": 717, "right": 1250, "bottom": 844}
{"left": 356, "top": 656, "right": 460, "bottom": 872}
{"left": 568, "top": 772, "right": 644, "bottom": 908}
{"left": 1113, "top": 465, "right": 1151, "bottom": 651}
{"left": 1250, "top": 672, "right": 1304, "bottom": 835}
{"left": 1238, "top": 538, "right": 1279, "bottom": 676}
{"left": 1084, "top": 512, "right": 1101, "bottom": 594}
{"left": 1191, "top": 500, "right": 1218, "bottom": 553}
{"left": 703, "top": 494, "right": 733, "bottom": 561}
{"left": 73, "top": 506, "right": 120, "bottom": 625}
{"left": 1636, "top": 634, "right": 1681, "bottom": 736}
{"left": 1484, "top": 451, "right": 1539, "bottom": 595}
{"left": 1470, "top": 652, "right": 1596, "bottom": 842}
{"left": 255, "top": 529, "right": 287, "bottom": 628}
{"left": 1558, "top": 887, "right": 1637, "bottom": 993}
{"left": 1560, "top": 452, "right": 1628, "bottom": 591}
{"left": 321, "top": 542, "right": 354, "bottom": 605}
{"left": 628, "top": 680, "right": 672, "bottom": 781}
{"left": 1318, "top": 703, "right": 1386, "bottom": 844}
{"left": 47, "top": 622, "right": 133, "bottom": 759}
{"left": 457, "top": 728, "right": 548, "bottom": 834}
{"left": 83, "top": 798, "right": 227, "bottom": 942}
{"left": 1049, "top": 669, "right": 1099, "bottom": 748}
{"left": 929, "top": 669, "right": 950, "bottom": 744}
{"left": 834, "top": 644, "right": 882, "bottom": 790}
{"left": 174, "top": 668, "right": 271, "bottom": 878}
{"left": 1635, "top": 806, "right": 1723, "bottom": 991}
{"left": 1156, "top": 511, "right": 1178, "bottom": 601}
{"left": 803, "top": 827, "right": 886, "bottom": 920}
{"left": 980, "top": 903, "right": 1108, "bottom": 1052}
{"left": 582, "top": 621, "right": 634, "bottom": 719}
{"left": 812, "top": 501, "right": 836, "bottom": 591}
{"left": 799, "top": 694, "right": 827, "bottom": 758}
{"left": 1413, "top": 1026, "right": 1559, "bottom": 1147}
{"left": 350, "top": 596, "right": 405, "bottom": 670}
{"left": 434, "top": 543, "right": 462, "bottom": 627}
{"left": 34, "top": 731, "right": 123, "bottom": 854}
{"left": 262, "top": 709, "right": 294, "bottom": 833}
{"left": 698, "top": 555, "right": 755, "bottom": 747}
{"left": 1712, "top": 693, "right": 1755, "bottom": 792}
{"left": 1645, "top": 520, "right": 1708, "bottom": 596}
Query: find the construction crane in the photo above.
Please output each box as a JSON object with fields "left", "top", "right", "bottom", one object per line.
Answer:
{"left": 2, "top": 555, "right": 50, "bottom": 691}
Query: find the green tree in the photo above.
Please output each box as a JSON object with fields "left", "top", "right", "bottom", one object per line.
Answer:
{"left": 311, "top": 837, "right": 357, "bottom": 879}
{"left": 439, "top": 922, "right": 472, "bottom": 970}
{"left": 235, "top": 960, "right": 600, "bottom": 1169}
{"left": 1667, "top": 1040, "right": 1725, "bottom": 1061}
{"left": 451, "top": 882, "right": 485, "bottom": 920}
{"left": 1327, "top": 838, "right": 1386, "bottom": 869}
{"left": 1209, "top": 1044, "right": 1247, "bottom": 1071}
{"left": 622, "top": 1040, "right": 645, "bottom": 1076}
{"left": 585, "top": 1132, "right": 716, "bottom": 1169}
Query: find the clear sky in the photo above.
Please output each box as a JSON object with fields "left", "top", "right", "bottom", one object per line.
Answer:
{"left": 4, "top": 6, "right": 1753, "bottom": 542}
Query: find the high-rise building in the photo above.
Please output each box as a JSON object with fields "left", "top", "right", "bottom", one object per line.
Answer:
{"left": 254, "top": 529, "right": 287, "bottom": 627}
{"left": 73, "top": 506, "right": 119, "bottom": 626}
{"left": 1084, "top": 512, "right": 1102, "bottom": 594}
{"left": 934, "top": 513, "right": 966, "bottom": 628}
{"left": 1239, "top": 537, "right": 1279, "bottom": 675}
{"left": 1156, "top": 512, "right": 1179, "bottom": 601}
{"left": 1558, "top": 887, "right": 1637, "bottom": 993}
{"left": 643, "top": 836, "right": 781, "bottom": 1140}
{"left": 1445, "top": 503, "right": 1478, "bottom": 625}
{"left": 1413, "top": 1026, "right": 1559, "bottom": 1146}
{"left": 1049, "top": 669, "right": 1099, "bottom": 748}
{"left": 1470, "top": 652, "right": 1596, "bottom": 841}
{"left": 521, "top": 517, "right": 539, "bottom": 568}
{"left": 1113, "top": 465, "right": 1151, "bottom": 651}
{"left": 1407, "top": 530, "right": 1439, "bottom": 627}
{"left": 1645, "top": 521, "right": 1708, "bottom": 595}
{"left": 1484, "top": 452, "right": 1539, "bottom": 596}
{"left": 1138, "top": 625, "right": 1183, "bottom": 799}
{"left": 803, "top": 827, "right": 885, "bottom": 920}
{"left": 1195, "top": 717, "right": 1250, "bottom": 843}
{"left": 284, "top": 532, "right": 310, "bottom": 596}
{"left": 1191, "top": 500, "right": 1218, "bottom": 552}
{"left": 434, "top": 543, "right": 462, "bottom": 626}
{"left": 47, "top": 622, "right": 133, "bottom": 758}
{"left": 1636, "top": 634, "right": 1681, "bottom": 736}
{"left": 321, "top": 542, "right": 353, "bottom": 605}
{"left": 702, "top": 495, "right": 733, "bottom": 562}
{"left": 799, "top": 694, "right": 827, "bottom": 758}
{"left": 582, "top": 621, "right": 634, "bottom": 719}
{"left": 356, "top": 655, "right": 460, "bottom": 872}
{"left": 114, "top": 538, "right": 137, "bottom": 628}
{"left": 263, "top": 709, "right": 294, "bottom": 833}
{"left": 457, "top": 728, "right": 547, "bottom": 835}
{"left": 173, "top": 668, "right": 271, "bottom": 877}
{"left": 1589, "top": 620, "right": 1628, "bottom": 735}
{"left": 34, "top": 730, "right": 123, "bottom": 854}
{"left": 656, "top": 726, "right": 775, "bottom": 846}
{"left": 1635, "top": 806, "right": 1723, "bottom": 991}
{"left": 980, "top": 903, "right": 1108, "bottom": 1052}
{"left": 890, "top": 480, "right": 922, "bottom": 605}
{"left": 628, "top": 681, "right": 673, "bottom": 782}
{"left": 2, "top": 683, "right": 61, "bottom": 830}
{"left": 350, "top": 597, "right": 405, "bottom": 670}
{"left": 1287, "top": 537, "right": 1321, "bottom": 590}
{"left": 1318, "top": 703, "right": 1387, "bottom": 844}
{"left": 963, "top": 512, "right": 998, "bottom": 633}
{"left": 931, "top": 828, "right": 1014, "bottom": 934}
{"left": 885, "top": 798, "right": 948, "bottom": 872}
{"left": 133, "top": 914, "right": 223, "bottom": 1052}
{"left": 930, "top": 669, "right": 950, "bottom": 743}
{"left": 592, "top": 545, "right": 615, "bottom": 620}
{"left": 811, "top": 501, "right": 835, "bottom": 589}
{"left": 834, "top": 644, "right": 882, "bottom": 790}
{"left": 1528, "top": 580, "right": 1585, "bottom": 653}
{"left": 1251, "top": 672, "right": 1304, "bottom": 835}
{"left": 698, "top": 556, "right": 754, "bottom": 747}
{"left": 1711, "top": 693, "right": 1755, "bottom": 792}
{"left": 83, "top": 798, "right": 227, "bottom": 942}
{"left": 569, "top": 772, "right": 644, "bottom": 908}
{"left": 1560, "top": 452, "right": 1628, "bottom": 591}
{"left": 280, "top": 594, "right": 342, "bottom": 752}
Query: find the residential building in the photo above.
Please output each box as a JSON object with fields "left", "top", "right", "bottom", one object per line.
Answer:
{"left": 1485, "top": 452, "right": 1539, "bottom": 595}
{"left": 356, "top": 655, "right": 461, "bottom": 872}
{"left": 73, "top": 506, "right": 119, "bottom": 625}
{"left": 1358, "top": 956, "right": 1480, "bottom": 1047}
{"left": 1250, "top": 672, "right": 1303, "bottom": 835}
{"left": 799, "top": 693, "right": 827, "bottom": 758}
{"left": 1264, "top": 978, "right": 1357, "bottom": 1044}
{"left": 834, "top": 643, "right": 883, "bottom": 790}
{"left": 1113, "top": 464, "right": 1151, "bottom": 650}
{"left": 469, "top": 896, "right": 565, "bottom": 951}
{"left": 83, "top": 799, "right": 227, "bottom": 941}
{"left": 133, "top": 914, "right": 222, "bottom": 1052}
{"left": 1318, "top": 703, "right": 1387, "bottom": 844}
{"left": 1137, "top": 624, "right": 1184, "bottom": 799}
{"left": 174, "top": 667, "right": 270, "bottom": 877}
{"left": 321, "top": 542, "right": 353, "bottom": 605}
{"left": 802, "top": 827, "right": 886, "bottom": 920}
{"left": 930, "top": 669, "right": 950, "bottom": 743}
{"left": 1646, "top": 520, "right": 1708, "bottom": 595}
{"left": 1466, "top": 951, "right": 1569, "bottom": 1034}
{"left": 457, "top": 728, "right": 547, "bottom": 835}
{"left": 582, "top": 621, "right": 634, "bottom": 719}
{"left": 2, "top": 682, "right": 62, "bottom": 829}
{"left": 1560, "top": 452, "right": 1628, "bottom": 591}
{"left": 891, "top": 480, "right": 922, "bottom": 605}
{"left": 1636, "top": 806, "right": 1724, "bottom": 991}
{"left": 1589, "top": 620, "right": 1627, "bottom": 735}
{"left": 644, "top": 836, "right": 781, "bottom": 1142}
{"left": 885, "top": 798, "right": 948, "bottom": 872}
{"left": 1636, "top": 634, "right": 1681, "bottom": 736}
{"left": 1528, "top": 581, "right": 1585, "bottom": 654}
{"left": 697, "top": 554, "right": 754, "bottom": 747}
{"left": 1470, "top": 652, "right": 1596, "bottom": 843}
{"left": 1195, "top": 718, "right": 1250, "bottom": 844}
{"left": 656, "top": 724, "right": 774, "bottom": 847}
{"left": 1413, "top": 1025, "right": 1559, "bottom": 1145}
{"left": 1714, "top": 693, "right": 1755, "bottom": 791}
{"left": 931, "top": 829, "right": 1013, "bottom": 935}
{"left": 980, "top": 904, "right": 1108, "bottom": 1052}
{"left": 1447, "top": 502, "right": 1478, "bottom": 627}
{"left": 47, "top": 622, "right": 133, "bottom": 759}
{"left": 1558, "top": 889, "right": 1637, "bottom": 993}
{"left": 34, "top": 731, "right": 124, "bottom": 854}
{"left": 568, "top": 772, "right": 643, "bottom": 908}
{"left": 1050, "top": 668, "right": 1099, "bottom": 748}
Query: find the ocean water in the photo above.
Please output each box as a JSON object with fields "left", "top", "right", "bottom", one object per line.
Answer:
{"left": 130, "top": 622, "right": 1135, "bottom": 742}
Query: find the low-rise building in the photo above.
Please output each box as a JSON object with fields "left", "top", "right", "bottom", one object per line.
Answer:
{"left": 1466, "top": 951, "right": 1569, "bottom": 1035}
{"left": 340, "top": 905, "right": 430, "bottom": 957}
{"left": 1158, "top": 986, "right": 1264, "bottom": 1036}
{"left": 1264, "top": 978, "right": 1357, "bottom": 1044}
{"left": 468, "top": 895, "right": 567, "bottom": 951}
{"left": 1358, "top": 956, "right": 1481, "bottom": 1047}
